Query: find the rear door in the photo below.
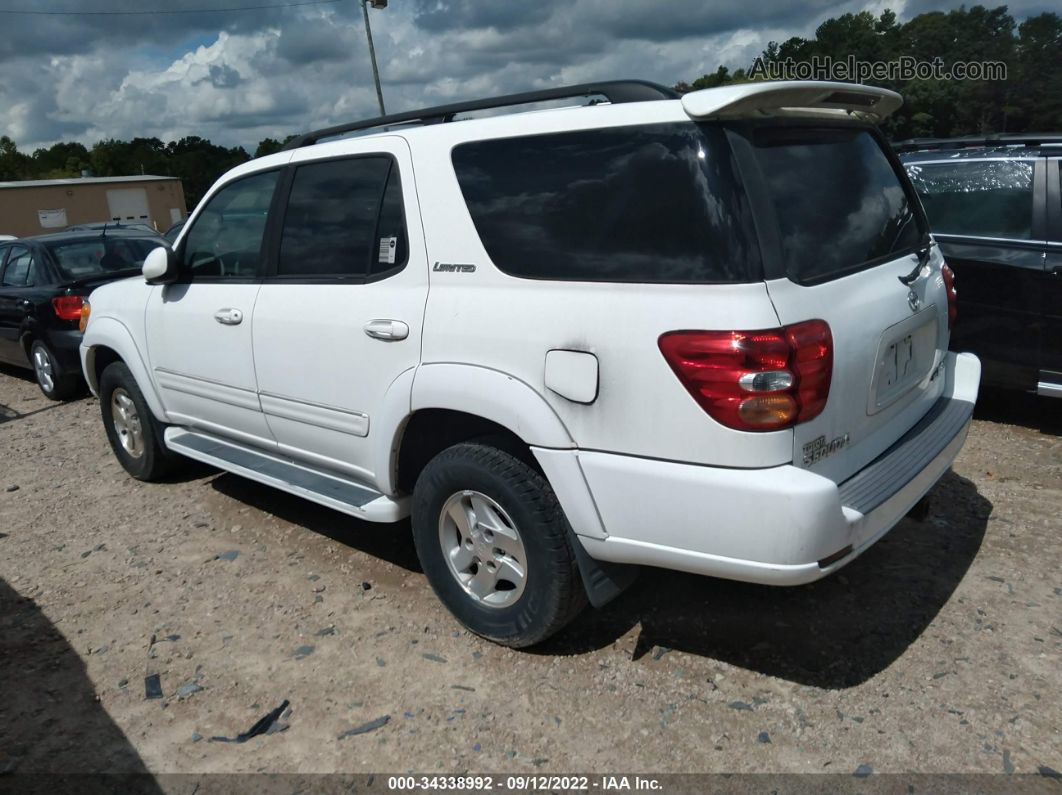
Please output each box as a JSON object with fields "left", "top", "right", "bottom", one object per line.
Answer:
{"left": 0, "top": 245, "right": 44, "bottom": 365}
{"left": 730, "top": 123, "right": 950, "bottom": 484}
{"left": 0, "top": 244, "right": 22, "bottom": 362}
{"left": 1043, "top": 157, "right": 1062, "bottom": 393}
{"left": 251, "top": 137, "right": 426, "bottom": 485}
{"left": 905, "top": 155, "right": 1045, "bottom": 392}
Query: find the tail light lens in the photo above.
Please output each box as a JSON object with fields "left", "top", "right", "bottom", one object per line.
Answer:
{"left": 51, "top": 295, "right": 84, "bottom": 322}
{"left": 658, "top": 319, "right": 833, "bottom": 431}
{"left": 941, "top": 263, "right": 957, "bottom": 331}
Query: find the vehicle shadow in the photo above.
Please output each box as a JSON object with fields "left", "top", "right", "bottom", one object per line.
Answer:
{"left": 539, "top": 470, "right": 992, "bottom": 689}
{"left": 0, "top": 401, "right": 68, "bottom": 425}
{"left": 0, "top": 361, "right": 34, "bottom": 383}
{"left": 974, "top": 387, "right": 1062, "bottom": 435}
{"left": 0, "top": 577, "right": 161, "bottom": 788}
{"left": 209, "top": 473, "right": 421, "bottom": 573}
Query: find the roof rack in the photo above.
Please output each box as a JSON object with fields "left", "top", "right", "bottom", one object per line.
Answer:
{"left": 894, "top": 132, "right": 1062, "bottom": 152}
{"left": 282, "top": 80, "right": 679, "bottom": 151}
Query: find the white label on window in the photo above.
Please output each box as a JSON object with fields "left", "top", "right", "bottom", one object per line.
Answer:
{"left": 378, "top": 236, "right": 397, "bottom": 264}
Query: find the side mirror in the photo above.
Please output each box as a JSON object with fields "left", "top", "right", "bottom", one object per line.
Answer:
{"left": 143, "top": 246, "right": 178, "bottom": 284}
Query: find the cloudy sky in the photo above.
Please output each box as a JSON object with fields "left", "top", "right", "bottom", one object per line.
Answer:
{"left": 0, "top": 0, "right": 1053, "bottom": 152}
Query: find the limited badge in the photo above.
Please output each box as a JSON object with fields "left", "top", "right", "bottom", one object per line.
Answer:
{"left": 378, "top": 236, "right": 397, "bottom": 265}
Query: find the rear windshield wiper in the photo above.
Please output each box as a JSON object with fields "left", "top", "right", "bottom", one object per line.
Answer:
{"left": 898, "top": 241, "right": 935, "bottom": 286}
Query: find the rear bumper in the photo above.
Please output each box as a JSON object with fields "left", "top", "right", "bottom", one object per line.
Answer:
{"left": 538, "top": 352, "right": 981, "bottom": 586}
{"left": 45, "top": 329, "right": 85, "bottom": 377}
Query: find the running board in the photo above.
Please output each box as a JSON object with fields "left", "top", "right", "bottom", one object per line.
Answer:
{"left": 163, "top": 428, "right": 409, "bottom": 523}
{"left": 1037, "top": 381, "right": 1062, "bottom": 399}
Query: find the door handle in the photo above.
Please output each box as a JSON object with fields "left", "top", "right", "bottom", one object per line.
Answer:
{"left": 213, "top": 308, "right": 243, "bottom": 325}
{"left": 18, "top": 299, "right": 33, "bottom": 311}
{"left": 363, "top": 319, "right": 409, "bottom": 341}
{"left": 1052, "top": 265, "right": 1062, "bottom": 276}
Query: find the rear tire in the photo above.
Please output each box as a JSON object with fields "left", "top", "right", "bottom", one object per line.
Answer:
{"left": 412, "top": 442, "right": 586, "bottom": 648}
{"left": 99, "top": 361, "right": 180, "bottom": 481}
{"left": 30, "top": 340, "right": 79, "bottom": 401}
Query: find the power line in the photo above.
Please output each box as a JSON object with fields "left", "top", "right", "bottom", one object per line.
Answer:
{"left": 0, "top": 0, "right": 345, "bottom": 15}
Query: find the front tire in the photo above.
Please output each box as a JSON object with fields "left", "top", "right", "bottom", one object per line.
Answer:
{"left": 30, "top": 340, "right": 78, "bottom": 401}
{"left": 99, "top": 361, "right": 179, "bottom": 481}
{"left": 412, "top": 442, "right": 586, "bottom": 648}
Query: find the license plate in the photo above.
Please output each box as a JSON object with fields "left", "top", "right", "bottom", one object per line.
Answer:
{"left": 869, "top": 311, "right": 937, "bottom": 414}
{"left": 882, "top": 335, "right": 915, "bottom": 389}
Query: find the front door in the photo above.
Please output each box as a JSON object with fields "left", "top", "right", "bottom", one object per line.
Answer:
{"left": 252, "top": 139, "right": 427, "bottom": 486}
{"left": 144, "top": 169, "right": 281, "bottom": 447}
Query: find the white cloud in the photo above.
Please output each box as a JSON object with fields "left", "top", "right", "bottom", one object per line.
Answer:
{"left": 0, "top": 0, "right": 1050, "bottom": 151}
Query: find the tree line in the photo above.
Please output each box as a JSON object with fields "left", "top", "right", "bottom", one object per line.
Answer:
{"left": 1, "top": 5, "right": 1058, "bottom": 210}
{"left": 675, "top": 6, "right": 1061, "bottom": 139}
{"left": 0, "top": 134, "right": 295, "bottom": 210}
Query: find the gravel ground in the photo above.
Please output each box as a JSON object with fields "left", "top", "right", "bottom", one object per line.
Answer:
{"left": 1, "top": 364, "right": 1060, "bottom": 781}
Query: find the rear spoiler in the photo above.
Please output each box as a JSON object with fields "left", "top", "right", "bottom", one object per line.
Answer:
{"left": 682, "top": 81, "right": 902, "bottom": 124}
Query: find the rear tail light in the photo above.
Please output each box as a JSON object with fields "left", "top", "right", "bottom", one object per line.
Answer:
{"left": 658, "top": 319, "right": 833, "bottom": 431}
{"left": 941, "top": 263, "right": 957, "bottom": 331}
{"left": 51, "top": 295, "right": 84, "bottom": 322}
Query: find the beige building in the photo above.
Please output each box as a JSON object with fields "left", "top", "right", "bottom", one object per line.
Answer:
{"left": 0, "top": 175, "right": 187, "bottom": 238}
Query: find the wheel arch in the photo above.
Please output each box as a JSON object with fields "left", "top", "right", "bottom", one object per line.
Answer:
{"left": 386, "top": 364, "right": 574, "bottom": 494}
{"left": 82, "top": 317, "right": 167, "bottom": 421}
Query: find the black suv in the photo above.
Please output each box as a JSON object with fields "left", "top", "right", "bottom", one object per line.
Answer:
{"left": 0, "top": 229, "right": 164, "bottom": 399}
{"left": 899, "top": 134, "right": 1062, "bottom": 398}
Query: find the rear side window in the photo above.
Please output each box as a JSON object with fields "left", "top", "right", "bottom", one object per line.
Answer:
{"left": 369, "top": 166, "right": 407, "bottom": 277}
{"left": 905, "top": 160, "right": 1033, "bottom": 240}
{"left": 278, "top": 156, "right": 399, "bottom": 278}
{"left": 46, "top": 237, "right": 159, "bottom": 280}
{"left": 739, "top": 127, "right": 926, "bottom": 285}
{"left": 1, "top": 247, "right": 42, "bottom": 286}
{"left": 451, "top": 123, "right": 759, "bottom": 283}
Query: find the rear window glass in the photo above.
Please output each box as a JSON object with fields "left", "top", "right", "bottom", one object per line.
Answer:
{"left": 278, "top": 156, "right": 395, "bottom": 278}
{"left": 451, "top": 123, "right": 759, "bottom": 283}
{"left": 740, "top": 127, "right": 925, "bottom": 284}
{"left": 45, "top": 237, "right": 160, "bottom": 280}
{"left": 905, "top": 160, "right": 1033, "bottom": 240}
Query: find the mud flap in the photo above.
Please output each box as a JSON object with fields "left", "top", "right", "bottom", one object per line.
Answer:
{"left": 568, "top": 530, "right": 639, "bottom": 608}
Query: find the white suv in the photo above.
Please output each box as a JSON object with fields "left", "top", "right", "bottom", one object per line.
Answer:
{"left": 80, "top": 80, "right": 981, "bottom": 647}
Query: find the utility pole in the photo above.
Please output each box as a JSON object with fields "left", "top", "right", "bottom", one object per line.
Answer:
{"left": 362, "top": 0, "right": 386, "bottom": 116}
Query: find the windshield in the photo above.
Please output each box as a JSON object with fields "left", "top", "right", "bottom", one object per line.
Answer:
{"left": 45, "top": 237, "right": 162, "bottom": 280}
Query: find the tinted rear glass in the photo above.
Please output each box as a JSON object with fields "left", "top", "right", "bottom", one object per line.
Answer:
{"left": 46, "top": 237, "right": 161, "bottom": 280}
{"left": 451, "top": 123, "right": 759, "bottom": 283}
{"left": 905, "top": 160, "right": 1033, "bottom": 240}
{"left": 740, "top": 127, "right": 925, "bottom": 284}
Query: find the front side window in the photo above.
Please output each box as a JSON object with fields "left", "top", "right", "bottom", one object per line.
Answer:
{"left": 905, "top": 159, "right": 1034, "bottom": 240}
{"left": 278, "top": 156, "right": 401, "bottom": 278}
{"left": 183, "top": 170, "right": 279, "bottom": 279}
{"left": 739, "top": 126, "right": 926, "bottom": 285}
{"left": 452, "top": 123, "right": 760, "bottom": 283}
{"left": 1, "top": 247, "right": 40, "bottom": 287}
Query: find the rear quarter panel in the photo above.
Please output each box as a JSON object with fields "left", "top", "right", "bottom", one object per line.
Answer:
{"left": 405, "top": 109, "right": 794, "bottom": 468}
